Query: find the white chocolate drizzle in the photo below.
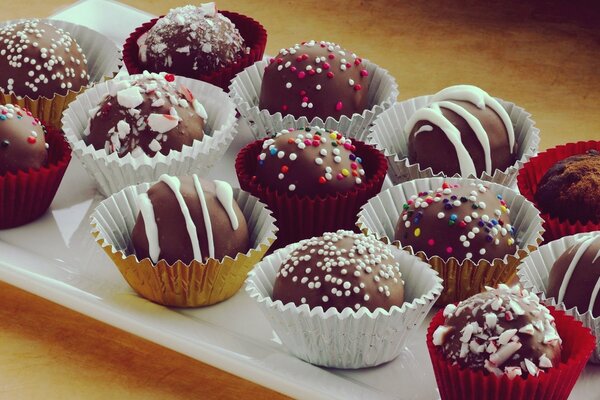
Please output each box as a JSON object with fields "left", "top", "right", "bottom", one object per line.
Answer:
{"left": 557, "top": 235, "right": 598, "bottom": 307}
{"left": 137, "top": 193, "right": 160, "bottom": 263}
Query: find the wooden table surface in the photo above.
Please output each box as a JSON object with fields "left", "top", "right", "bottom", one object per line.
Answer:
{"left": 1, "top": 1, "right": 599, "bottom": 399}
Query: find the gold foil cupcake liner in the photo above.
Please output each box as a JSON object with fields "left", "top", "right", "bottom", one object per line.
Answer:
{"left": 91, "top": 182, "right": 278, "bottom": 307}
{"left": 356, "top": 177, "right": 544, "bottom": 304}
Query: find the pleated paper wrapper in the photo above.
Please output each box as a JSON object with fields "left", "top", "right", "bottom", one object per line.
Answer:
{"left": 0, "top": 128, "right": 71, "bottom": 229}
{"left": 426, "top": 306, "right": 595, "bottom": 400}
{"left": 356, "top": 177, "right": 544, "bottom": 304}
{"left": 228, "top": 59, "right": 399, "bottom": 141}
{"left": 367, "top": 95, "right": 540, "bottom": 187}
{"left": 90, "top": 183, "right": 278, "bottom": 307}
{"left": 62, "top": 74, "right": 238, "bottom": 197}
{"left": 517, "top": 231, "right": 600, "bottom": 363}
{"left": 0, "top": 19, "right": 122, "bottom": 130}
{"left": 516, "top": 140, "right": 600, "bottom": 242}
{"left": 245, "top": 240, "right": 443, "bottom": 369}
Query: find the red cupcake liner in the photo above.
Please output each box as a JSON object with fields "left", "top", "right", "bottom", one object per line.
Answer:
{"left": 0, "top": 128, "right": 71, "bottom": 229}
{"left": 426, "top": 306, "right": 595, "bottom": 400}
{"left": 235, "top": 139, "right": 388, "bottom": 249}
{"left": 123, "top": 11, "right": 267, "bottom": 91}
{"left": 517, "top": 141, "right": 600, "bottom": 242}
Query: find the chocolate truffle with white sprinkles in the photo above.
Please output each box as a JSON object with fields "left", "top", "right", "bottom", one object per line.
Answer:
{"left": 84, "top": 72, "right": 206, "bottom": 157}
{"left": 394, "top": 181, "right": 517, "bottom": 262}
{"left": 253, "top": 127, "right": 366, "bottom": 197}
{"left": 272, "top": 230, "right": 404, "bottom": 312}
{"left": 432, "top": 284, "right": 562, "bottom": 379}
{"left": 0, "top": 19, "right": 90, "bottom": 99}
{"left": 259, "top": 40, "right": 369, "bottom": 121}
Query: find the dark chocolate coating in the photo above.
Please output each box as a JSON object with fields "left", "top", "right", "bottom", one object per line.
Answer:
{"left": 433, "top": 285, "right": 562, "bottom": 377}
{"left": 0, "top": 104, "right": 47, "bottom": 174}
{"left": 0, "top": 19, "right": 90, "bottom": 99}
{"left": 394, "top": 181, "right": 517, "bottom": 262}
{"left": 139, "top": 5, "right": 244, "bottom": 76}
{"left": 253, "top": 127, "right": 366, "bottom": 197}
{"left": 85, "top": 73, "right": 205, "bottom": 157}
{"left": 132, "top": 176, "right": 250, "bottom": 265}
{"left": 258, "top": 40, "right": 369, "bottom": 121}
{"left": 534, "top": 150, "right": 600, "bottom": 223}
{"left": 272, "top": 230, "right": 404, "bottom": 312}
{"left": 547, "top": 235, "right": 600, "bottom": 316}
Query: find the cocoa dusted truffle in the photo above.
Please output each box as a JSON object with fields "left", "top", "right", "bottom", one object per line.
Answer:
{"left": 253, "top": 127, "right": 366, "bottom": 197}
{"left": 84, "top": 71, "right": 207, "bottom": 157}
{"left": 0, "top": 104, "right": 47, "bottom": 174}
{"left": 534, "top": 150, "right": 600, "bottom": 223}
{"left": 272, "top": 230, "right": 404, "bottom": 312}
{"left": 0, "top": 19, "right": 90, "bottom": 99}
{"left": 432, "top": 284, "right": 562, "bottom": 379}
{"left": 547, "top": 234, "right": 600, "bottom": 316}
{"left": 132, "top": 174, "right": 250, "bottom": 265}
{"left": 406, "top": 85, "right": 517, "bottom": 177}
{"left": 138, "top": 3, "right": 245, "bottom": 76}
{"left": 394, "top": 181, "right": 517, "bottom": 262}
{"left": 258, "top": 40, "right": 369, "bottom": 121}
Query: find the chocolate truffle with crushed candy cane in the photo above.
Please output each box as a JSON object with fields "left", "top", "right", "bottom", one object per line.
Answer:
{"left": 272, "top": 230, "right": 404, "bottom": 312}
{"left": 253, "top": 127, "right": 366, "bottom": 197}
{"left": 394, "top": 181, "right": 517, "bottom": 262}
{"left": 84, "top": 71, "right": 206, "bottom": 157}
{"left": 432, "top": 284, "right": 562, "bottom": 379}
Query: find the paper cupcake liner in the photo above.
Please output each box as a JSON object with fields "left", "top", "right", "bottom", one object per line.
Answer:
{"left": 90, "top": 183, "right": 278, "bottom": 307}
{"left": 0, "top": 19, "right": 122, "bottom": 129}
{"left": 0, "top": 127, "right": 71, "bottom": 229}
{"left": 356, "top": 177, "right": 544, "bottom": 304}
{"left": 235, "top": 138, "right": 388, "bottom": 249}
{"left": 427, "top": 306, "right": 594, "bottom": 400}
{"left": 368, "top": 95, "right": 540, "bottom": 187}
{"left": 245, "top": 239, "right": 443, "bottom": 369}
{"left": 123, "top": 12, "right": 267, "bottom": 91}
{"left": 517, "top": 231, "right": 600, "bottom": 363}
{"left": 228, "top": 58, "right": 399, "bottom": 142}
{"left": 62, "top": 74, "right": 238, "bottom": 197}
{"left": 517, "top": 140, "right": 600, "bottom": 243}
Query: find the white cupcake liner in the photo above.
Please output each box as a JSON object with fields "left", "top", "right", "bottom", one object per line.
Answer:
{"left": 245, "top": 239, "right": 443, "bottom": 369}
{"left": 62, "top": 74, "right": 238, "bottom": 197}
{"left": 367, "top": 95, "right": 540, "bottom": 187}
{"left": 228, "top": 59, "right": 399, "bottom": 141}
{"left": 517, "top": 232, "right": 600, "bottom": 363}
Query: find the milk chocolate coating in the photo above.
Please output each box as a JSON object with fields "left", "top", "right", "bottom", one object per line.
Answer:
{"left": 272, "top": 230, "right": 404, "bottom": 312}
{"left": 0, "top": 19, "right": 90, "bottom": 99}
{"left": 547, "top": 235, "right": 600, "bottom": 317}
{"left": 132, "top": 176, "right": 250, "bottom": 265}
{"left": 534, "top": 150, "right": 600, "bottom": 223}
{"left": 0, "top": 104, "right": 47, "bottom": 175}
{"left": 258, "top": 40, "right": 369, "bottom": 121}
{"left": 254, "top": 127, "right": 366, "bottom": 197}
{"left": 394, "top": 182, "right": 517, "bottom": 262}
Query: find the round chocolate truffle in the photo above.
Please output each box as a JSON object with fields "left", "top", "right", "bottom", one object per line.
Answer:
{"left": 547, "top": 234, "right": 600, "bottom": 316}
{"left": 0, "top": 19, "right": 90, "bottom": 99}
{"left": 534, "top": 150, "right": 600, "bottom": 223}
{"left": 138, "top": 4, "right": 245, "bottom": 76}
{"left": 272, "top": 230, "right": 404, "bottom": 312}
{"left": 432, "top": 284, "right": 562, "bottom": 378}
{"left": 254, "top": 127, "right": 366, "bottom": 197}
{"left": 394, "top": 181, "right": 517, "bottom": 262}
{"left": 0, "top": 104, "right": 47, "bottom": 175}
{"left": 132, "top": 175, "right": 250, "bottom": 265}
{"left": 406, "top": 85, "right": 517, "bottom": 177}
{"left": 258, "top": 40, "right": 369, "bottom": 121}
{"left": 85, "top": 72, "right": 206, "bottom": 157}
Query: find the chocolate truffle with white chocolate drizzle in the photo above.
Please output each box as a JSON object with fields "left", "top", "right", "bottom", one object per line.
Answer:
{"left": 84, "top": 72, "right": 206, "bottom": 157}
{"left": 406, "top": 85, "right": 517, "bottom": 177}
{"left": 131, "top": 174, "right": 250, "bottom": 265}
{"left": 272, "top": 230, "right": 404, "bottom": 312}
